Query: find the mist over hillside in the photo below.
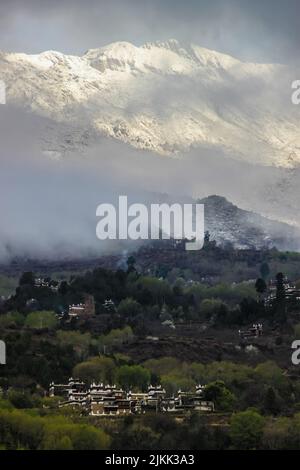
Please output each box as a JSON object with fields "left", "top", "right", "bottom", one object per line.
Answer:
{"left": 1, "top": 108, "right": 299, "bottom": 262}
{"left": 1, "top": 40, "right": 300, "bottom": 260}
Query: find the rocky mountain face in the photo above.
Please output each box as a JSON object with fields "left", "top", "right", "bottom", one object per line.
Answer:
{"left": 198, "top": 195, "right": 300, "bottom": 250}
{"left": 0, "top": 39, "right": 299, "bottom": 166}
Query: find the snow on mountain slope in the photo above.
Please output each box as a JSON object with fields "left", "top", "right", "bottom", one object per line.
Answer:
{"left": 0, "top": 39, "right": 299, "bottom": 166}
{"left": 198, "top": 195, "right": 300, "bottom": 251}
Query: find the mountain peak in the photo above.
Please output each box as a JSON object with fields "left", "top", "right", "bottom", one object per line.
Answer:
{"left": 143, "top": 38, "right": 181, "bottom": 51}
{"left": 198, "top": 195, "right": 300, "bottom": 250}
{"left": 199, "top": 195, "right": 237, "bottom": 211}
{"left": 84, "top": 41, "right": 137, "bottom": 57}
{"left": 200, "top": 195, "right": 233, "bottom": 204}
{"left": 0, "top": 39, "right": 298, "bottom": 169}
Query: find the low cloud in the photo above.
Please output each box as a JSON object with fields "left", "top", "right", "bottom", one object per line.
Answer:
{"left": 0, "top": 104, "right": 300, "bottom": 262}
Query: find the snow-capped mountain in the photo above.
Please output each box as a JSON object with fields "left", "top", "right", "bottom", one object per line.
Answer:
{"left": 1, "top": 39, "right": 299, "bottom": 167}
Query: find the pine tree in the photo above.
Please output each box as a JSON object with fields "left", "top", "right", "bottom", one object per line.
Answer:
{"left": 260, "top": 262, "right": 270, "bottom": 280}
{"left": 255, "top": 278, "right": 267, "bottom": 300}
{"left": 263, "top": 387, "right": 280, "bottom": 415}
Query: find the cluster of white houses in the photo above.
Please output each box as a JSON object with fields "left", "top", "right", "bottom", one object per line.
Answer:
{"left": 49, "top": 378, "right": 214, "bottom": 416}
{"left": 68, "top": 295, "right": 96, "bottom": 318}
{"left": 34, "top": 277, "right": 60, "bottom": 292}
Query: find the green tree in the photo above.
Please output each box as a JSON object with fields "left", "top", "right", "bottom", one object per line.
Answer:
{"left": 25, "top": 311, "right": 58, "bottom": 329}
{"left": 70, "top": 425, "right": 110, "bottom": 450}
{"left": 255, "top": 361, "right": 286, "bottom": 391}
{"left": 161, "top": 375, "right": 195, "bottom": 396}
{"left": 200, "top": 299, "right": 224, "bottom": 318}
{"left": 43, "top": 434, "right": 74, "bottom": 450}
{"left": 116, "top": 423, "right": 160, "bottom": 450}
{"left": 116, "top": 365, "right": 151, "bottom": 391}
{"left": 0, "top": 410, "right": 44, "bottom": 450}
{"left": 143, "top": 357, "right": 181, "bottom": 377}
{"left": 99, "top": 326, "right": 134, "bottom": 351}
{"left": 57, "top": 436, "right": 73, "bottom": 450}
{"left": 56, "top": 330, "right": 91, "bottom": 360}
{"left": 262, "top": 417, "right": 290, "bottom": 450}
{"left": 203, "top": 380, "right": 236, "bottom": 411}
{"left": 73, "top": 356, "right": 116, "bottom": 384}
{"left": 263, "top": 387, "right": 281, "bottom": 416}
{"left": 8, "top": 391, "right": 35, "bottom": 409}
{"left": 0, "top": 312, "right": 25, "bottom": 328}
{"left": 255, "top": 278, "right": 267, "bottom": 299}
{"left": 117, "top": 298, "right": 142, "bottom": 318}
{"left": 230, "top": 410, "right": 265, "bottom": 450}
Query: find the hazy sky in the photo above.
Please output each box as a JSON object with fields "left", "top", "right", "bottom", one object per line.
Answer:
{"left": 0, "top": 0, "right": 299, "bottom": 63}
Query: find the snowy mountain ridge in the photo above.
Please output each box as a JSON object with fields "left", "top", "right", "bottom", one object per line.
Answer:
{"left": 0, "top": 39, "right": 299, "bottom": 166}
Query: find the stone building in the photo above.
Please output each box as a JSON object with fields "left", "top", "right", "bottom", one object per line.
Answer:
{"left": 68, "top": 294, "right": 95, "bottom": 318}
{"left": 49, "top": 378, "right": 214, "bottom": 416}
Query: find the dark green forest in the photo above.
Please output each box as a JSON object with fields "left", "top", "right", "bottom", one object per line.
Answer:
{"left": 1, "top": 242, "right": 300, "bottom": 449}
